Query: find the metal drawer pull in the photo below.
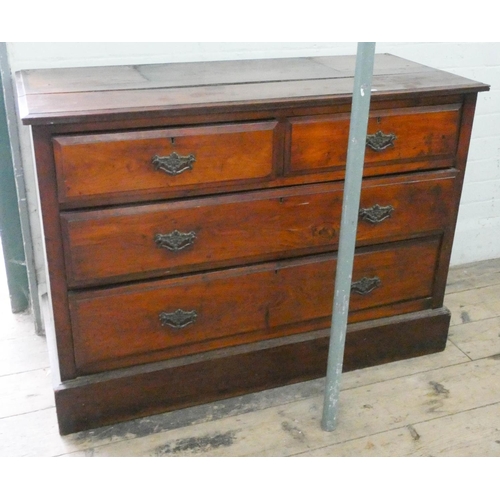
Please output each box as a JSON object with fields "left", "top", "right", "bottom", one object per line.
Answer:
{"left": 152, "top": 152, "right": 196, "bottom": 176}
{"left": 351, "top": 277, "right": 381, "bottom": 295}
{"left": 359, "top": 204, "right": 394, "bottom": 224}
{"left": 155, "top": 230, "right": 197, "bottom": 252}
{"left": 366, "top": 131, "right": 397, "bottom": 151}
{"left": 160, "top": 309, "right": 198, "bottom": 329}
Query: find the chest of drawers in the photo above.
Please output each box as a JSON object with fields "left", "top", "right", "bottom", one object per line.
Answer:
{"left": 16, "top": 54, "right": 489, "bottom": 434}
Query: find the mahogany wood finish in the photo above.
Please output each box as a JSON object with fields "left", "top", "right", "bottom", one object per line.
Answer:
{"left": 53, "top": 122, "right": 278, "bottom": 205}
{"left": 61, "top": 172, "right": 455, "bottom": 287}
{"left": 289, "top": 104, "right": 461, "bottom": 175}
{"left": 70, "top": 237, "right": 440, "bottom": 374}
{"left": 16, "top": 55, "right": 489, "bottom": 434}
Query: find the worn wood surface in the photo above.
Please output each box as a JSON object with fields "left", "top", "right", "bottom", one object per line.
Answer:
{"left": 16, "top": 55, "right": 488, "bottom": 125}
{"left": 289, "top": 104, "right": 461, "bottom": 175}
{"left": 1, "top": 256, "right": 499, "bottom": 456}
{"left": 53, "top": 122, "right": 277, "bottom": 205}
{"left": 16, "top": 55, "right": 490, "bottom": 434}
{"left": 69, "top": 238, "right": 441, "bottom": 375}
{"left": 61, "top": 172, "right": 455, "bottom": 287}
{"left": 53, "top": 308, "right": 448, "bottom": 434}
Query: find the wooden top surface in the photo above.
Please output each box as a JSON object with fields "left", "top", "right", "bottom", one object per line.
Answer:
{"left": 16, "top": 54, "right": 489, "bottom": 125}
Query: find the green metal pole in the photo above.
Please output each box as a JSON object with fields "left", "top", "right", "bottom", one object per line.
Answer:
{"left": 322, "top": 42, "right": 376, "bottom": 432}
{"left": 0, "top": 51, "right": 30, "bottom": 313}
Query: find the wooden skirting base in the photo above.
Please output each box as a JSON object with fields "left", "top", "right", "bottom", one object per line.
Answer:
{"left": 55, "top": 308, "right": 450, "bottom": 435}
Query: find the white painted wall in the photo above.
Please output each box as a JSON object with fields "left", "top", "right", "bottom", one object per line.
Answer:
{"left": 6, "top": 42, "right": 500, "bottom": 286}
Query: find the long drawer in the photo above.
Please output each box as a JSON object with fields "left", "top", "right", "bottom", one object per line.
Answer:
{"left": 61, "top": 172, "right": 455, "bottom": 287}
{"left": 288, "top": 104, "right": 461, "bottom": 175}
{"left": 69, "top": 236, "right": 441, "bottom": 375}
{"left": 53, "top": 121, "right": 278, "bottom": 206}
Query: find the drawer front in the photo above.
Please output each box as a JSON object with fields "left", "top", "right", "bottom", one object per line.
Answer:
{"left": 70, "top": 237, "right": 441, "bottom": 374}
{"left": 288, "top": 104, "right": 461, "bottom": 175}
{"left": 53, "top": 121, "right": 278, "bottom": 206}
{"left": 61, "top": 173, "right": 455, "bottom": 287}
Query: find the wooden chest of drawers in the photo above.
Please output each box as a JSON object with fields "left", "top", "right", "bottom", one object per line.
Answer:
{"left": 16, "top": 54, "right": 489, "bottom": 434}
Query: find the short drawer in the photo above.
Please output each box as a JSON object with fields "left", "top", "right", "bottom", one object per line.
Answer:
{"left": 53, "top": 121, "right": 278, "bottom": 206}
{"left": 61, "top": 172, "right": 455, "bottom": 287}
{"left": 288, "top": 104, "right": 461, "bottom": 176}
{"left": 69, "top": 237, "right": 441, "bottom": 375}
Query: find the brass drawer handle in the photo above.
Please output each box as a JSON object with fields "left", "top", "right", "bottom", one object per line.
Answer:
{"left": 152, "top": 152, "right": 196, "bottom": 176}
{"left": 366, "top": 131, "right": 397, "bottom": 151}
{"left": 155, "top": 230, "right": 197, "bottom": 252}
{"left": 351, "top": 277, "right": 381, "bottom": 295}
{"left": 359, "top": 204, "right": 394, "bottom": 224}
{"left": 160, "top": 309, "right": 198, "bottom": 329}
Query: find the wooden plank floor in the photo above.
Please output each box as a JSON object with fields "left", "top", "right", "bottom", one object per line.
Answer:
{"left": 1, "top": 253, "right": 499, "bottom": 457}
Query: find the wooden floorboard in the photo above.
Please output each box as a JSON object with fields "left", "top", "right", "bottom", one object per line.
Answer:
{"left": 298, "top": 402, "right": 500, "bottom": 457}
{"left": 1, "top": 257, "right": 500, "bottom": 457}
